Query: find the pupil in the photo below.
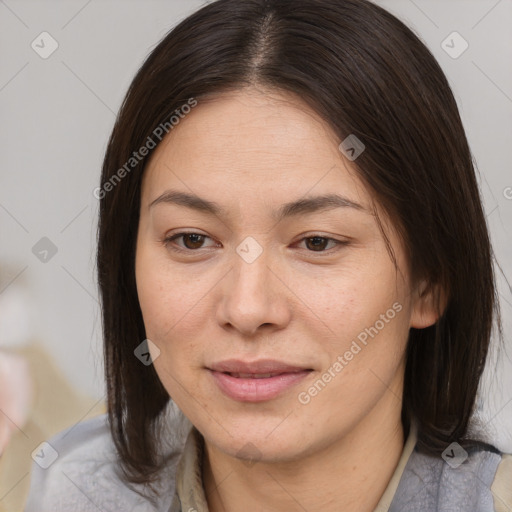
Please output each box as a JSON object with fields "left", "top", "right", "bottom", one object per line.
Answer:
{"left": 185, "top": 234, "right": 203, "bottom": 249}
{"left": 308, "top": 237, "right": 327, "bottom": 251}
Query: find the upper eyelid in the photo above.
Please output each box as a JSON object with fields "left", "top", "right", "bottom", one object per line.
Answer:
{"left": 165, "top": 231, "right": 343, "bottom": 241}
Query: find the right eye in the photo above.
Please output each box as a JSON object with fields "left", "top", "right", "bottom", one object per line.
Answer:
{"left": 162, "top": 232, "right": 219, "bottom": 253}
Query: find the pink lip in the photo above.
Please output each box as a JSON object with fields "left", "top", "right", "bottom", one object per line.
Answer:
{"left": 207, "top": 359, "right": 313, "bottom": 402}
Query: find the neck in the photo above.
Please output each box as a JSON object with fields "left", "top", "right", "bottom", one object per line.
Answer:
{"left": 202, "top": 390, "right": 405, "bottom": 512}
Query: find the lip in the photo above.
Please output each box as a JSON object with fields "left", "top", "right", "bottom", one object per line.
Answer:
{"left": 207, "top": 359, "right": 313, "bottom": 402}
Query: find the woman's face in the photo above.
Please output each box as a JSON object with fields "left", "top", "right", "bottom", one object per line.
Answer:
{"left": 135, "top": 87, "right": 436, "bottom": 463}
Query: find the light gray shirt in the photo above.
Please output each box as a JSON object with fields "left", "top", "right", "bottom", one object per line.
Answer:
{"left": 24, "top": 406, "right": 511, "bottom": 511}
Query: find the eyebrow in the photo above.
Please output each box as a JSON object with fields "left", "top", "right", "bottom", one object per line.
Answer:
{"left": 149, "top": 189, "right": 367, "bottom": 221}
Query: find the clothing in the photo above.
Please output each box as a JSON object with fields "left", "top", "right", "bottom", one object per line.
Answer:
{"left": 24, "top": 408, "right": 512, "bottom": 511}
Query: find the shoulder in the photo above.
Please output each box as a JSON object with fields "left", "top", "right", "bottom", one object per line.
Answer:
{"left": 391, "top": 442, "right": 511, "bottom": 511}
{"left": 24, "top": 412, "right": 187, "bottom": 512}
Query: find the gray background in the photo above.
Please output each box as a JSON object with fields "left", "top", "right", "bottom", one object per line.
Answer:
{"left": 1, "top": 0, "right": 511, "bottom": 449}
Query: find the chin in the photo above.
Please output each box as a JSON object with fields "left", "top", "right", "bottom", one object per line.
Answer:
{"left": 200, "top": 416, "right": 313, "bottom": 463}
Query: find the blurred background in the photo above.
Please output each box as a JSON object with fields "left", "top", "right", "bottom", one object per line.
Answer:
{"left": 0, "top": 0, "right": 511, "bottom": 510}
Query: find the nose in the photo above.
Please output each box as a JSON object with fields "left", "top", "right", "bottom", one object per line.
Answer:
{"left": 215, "top": 242, "right": 292, "bottom": 337}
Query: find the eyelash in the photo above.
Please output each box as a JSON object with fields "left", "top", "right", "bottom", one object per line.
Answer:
{"left": 162, "top": 232, "right": 349, "bottom": 255}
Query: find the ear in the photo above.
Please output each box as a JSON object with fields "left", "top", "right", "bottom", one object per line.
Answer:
{"left": 410, "top": 279, "right": 448, "bottom": 329}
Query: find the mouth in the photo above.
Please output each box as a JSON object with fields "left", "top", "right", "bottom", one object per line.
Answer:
{"left": 207, "top": 360, "right": 314, "bottom": 402}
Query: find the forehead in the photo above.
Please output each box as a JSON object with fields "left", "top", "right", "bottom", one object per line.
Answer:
{"left": 141, "top": 87, "right": 374, "bottom": 214}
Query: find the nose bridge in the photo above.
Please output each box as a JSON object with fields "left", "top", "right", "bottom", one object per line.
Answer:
{"left": 217, "top": 235, "right": 289, "bottom": 334}
{"left": 232, "top": 235, "right": 273, "bottom": 300}
{"left": 237, "top": 240, "right": 269, "bottom": 281}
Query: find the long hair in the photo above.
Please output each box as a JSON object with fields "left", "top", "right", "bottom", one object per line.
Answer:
{"left": 96, "top": 0, "right": 504, "bottom": 485}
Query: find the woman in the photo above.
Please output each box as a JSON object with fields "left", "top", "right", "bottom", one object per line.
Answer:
{"left": 25, "top": 0, "right": 512, "bottom": 510}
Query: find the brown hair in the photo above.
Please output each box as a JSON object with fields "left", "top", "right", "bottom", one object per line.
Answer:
{"left": 96, "top": 0, "right": 504, "bottom": 486}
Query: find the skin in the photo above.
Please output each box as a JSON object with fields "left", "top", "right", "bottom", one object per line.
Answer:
{"left": 135, "top": 86, "right": 441, "bottom": 512}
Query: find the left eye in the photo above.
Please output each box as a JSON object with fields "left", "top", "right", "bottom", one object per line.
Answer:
{"left": 297, "top": 236, "right": 344, "bottom": 252}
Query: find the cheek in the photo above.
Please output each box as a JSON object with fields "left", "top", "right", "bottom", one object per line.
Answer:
{"left": 136, "top": 265, "right": 204, "bottom": 399}
{"left": 136, "top": 244, "right": 203, "bottom": 340}
{"left": 307, "top": 277, "right": 411, "bottom": 394}
{"left": 303, "top": 261, "right": 403, "bottom": 333}
{"left": 300, "top": 291, "right": 409, "bottom": 418}
{"left": 135, "top": 249, "right": 217, "bottom": 393}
